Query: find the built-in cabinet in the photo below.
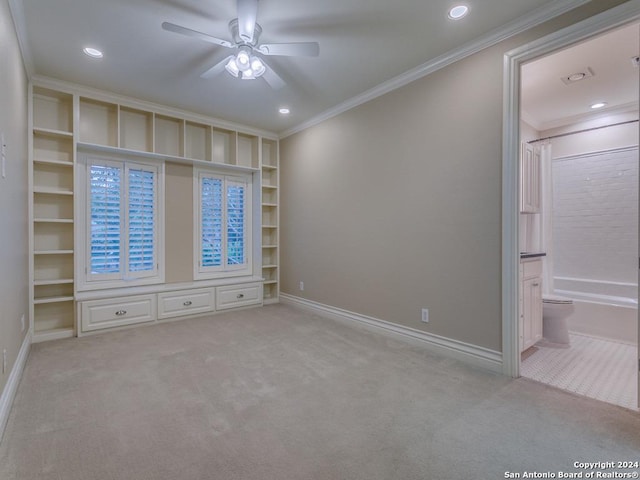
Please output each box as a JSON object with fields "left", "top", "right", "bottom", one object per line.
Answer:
{"left": 519, "top": 257, "right": 543, "bottom": 352}
{"left": 29, "top": 80, "right": 279, "bottom": 342}
{"left": 520, "top": 143, "right": 541, "bottom": 214}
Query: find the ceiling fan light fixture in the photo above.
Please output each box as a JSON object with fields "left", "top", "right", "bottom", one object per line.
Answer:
{"left": 241, "top": 69, "right": 256, "bottom": 80}
{"left": 250, "top": 56, "right": 265, "bottom": 77}
{"left": 225, "top": 57, "right": 240, "bottom": 77}
{"left": 236, "top": 46, "right": 251, "bottom": 71}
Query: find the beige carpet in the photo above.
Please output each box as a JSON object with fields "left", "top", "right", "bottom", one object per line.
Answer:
{"left": 1, "top": 304, "right": 639, "bottom": 480}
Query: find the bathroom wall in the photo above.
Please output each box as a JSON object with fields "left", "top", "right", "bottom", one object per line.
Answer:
{"left": 519, "top": 120, "right": 541, "bottom": 254}
{"left": 546, "top": 114, "right": 639, "bottom": 293}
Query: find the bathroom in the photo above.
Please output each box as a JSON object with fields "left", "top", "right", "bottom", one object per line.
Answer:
{"left": 518, "top": 22, "right": 639, "bottom": 410}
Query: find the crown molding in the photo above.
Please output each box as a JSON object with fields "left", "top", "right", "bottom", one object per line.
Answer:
{"left": 7, "top": 0, "right": 34, "bottom": 77}
{"left": 279, "top": 0, "right": 593, "bottom": 139}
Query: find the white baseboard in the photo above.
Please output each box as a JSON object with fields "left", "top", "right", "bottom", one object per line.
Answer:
{"left": 0, "top": 332, "right": 31, "bottom": 444}
{"left": 280, "top": 294, "right": 503, "bottom": 373}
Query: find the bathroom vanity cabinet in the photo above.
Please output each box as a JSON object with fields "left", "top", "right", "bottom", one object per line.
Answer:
{"left": 520, "top": 257, "right": 543, "bottom": 352}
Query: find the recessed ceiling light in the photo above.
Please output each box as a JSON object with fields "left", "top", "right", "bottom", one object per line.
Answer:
{"left": 83, "top": 47, "right": 103, "bottom": 58}
{"left": 448, "top": 5, "right": 469, "bottom": 20}
{"left": 568, "top": 73, "right": 586, "bottom": 82}
{"left": 590, "top": 102, "right": 607, "bottom": 110}
{"left": 279, "top": 108, "right": 290, "bottom": 115}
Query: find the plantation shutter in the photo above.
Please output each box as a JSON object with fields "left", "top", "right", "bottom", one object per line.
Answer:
{"left": 201, "top": 175, "right": 223, "bottom": 267}
{"left": 127, "top": 167, "right": 156, "bottom": 274}
{"left": 226, "top": 180, "right": 246, "bottom": 266}
{"left": 89, "top": 164, "right": 122, "bottom": 278}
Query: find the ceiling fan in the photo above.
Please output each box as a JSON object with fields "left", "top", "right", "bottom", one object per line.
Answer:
{"left": 162, "top": 0, "right": 320, "bottom": 89}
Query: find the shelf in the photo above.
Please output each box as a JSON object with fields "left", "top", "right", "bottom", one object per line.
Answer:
{"left": 263, "top": 280, "right": 277, "bottom": 285}
{"left": 262, "top": 224, "right": 277, "bottom": 229}
{"left": 262, "top": 203, "right": 277, "bottom": 207}
{"left": 34, "top": 192, "right": 73, "bottom": 219}
{"left": 34, "top": 278, "right": 74, "bottom": 286}
{"left": 261, "top": 138, "right": 277, "bottom": 168}
{"left": 34, "top": 218, "right": 73, "bottom": 223}
{"left": 34, "top": 296, "right": 75, "bottom": 305}
{"left": 261, "top": 184, "right": 278, "bottom": 190}
{"left": 79, "top": 97, "right": 118, "bottom": 147}
{"left": 34, "top": 250, "right": 74, "bottom": 255}
{"left": 32, "top": 327, "right": 74, "bottom": 344}
{"left": 262, "top": 245, "right": 277, "bottom": 249}
{"left": 262, "top": 264, "right": 278, "bottom": 269}
{"left": 185, "top": 121, "right": 211, "bottom": 161}
{"left": 120, "top": 107, "right": 153, "bottom": 152}
{"left": 33, "top": 158, "right": 73, "bottom": 167}
{"left": 155, "top": 115, "right": 184, "bottom": 156}
{"left": 33, "top": 132, "right": 73, "bottom": 163}
{"left": 237, "top": 133, "right": 259, "bottom": 169}
{"left": 34, "top": 301, "right": 74, "bottom": 334}
{"left": 33, "top": 127, "right": 73, "bottom": 138}
{"left": 33, "top": 87, "right": 73, "bottom": 133}
{"left": 262, "top": 164, "right": 277, "bottom": 170}
{"left": 33, "top": 187, "right": 74, "bottom": 196}
{"left": 78, "top": 142, "right": 259, "bottom": 173}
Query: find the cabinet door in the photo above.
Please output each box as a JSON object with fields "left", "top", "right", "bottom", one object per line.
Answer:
{"left": 530, "top": 277, "right": 543, "bottom": 344}
{"left": 520, "top": 143, "right": 541, "bottom": 213}
{"left": 522, "top": 277, "right": 542, "bottom": 350}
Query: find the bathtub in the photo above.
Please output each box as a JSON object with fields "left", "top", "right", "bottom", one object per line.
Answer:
{"left": 554, "top": 277, "right": 637, "bottom": 344}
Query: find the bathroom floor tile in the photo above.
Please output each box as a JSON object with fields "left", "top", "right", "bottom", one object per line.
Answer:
{"left": 521, "top": 333, "right": 637, "bottom": 410}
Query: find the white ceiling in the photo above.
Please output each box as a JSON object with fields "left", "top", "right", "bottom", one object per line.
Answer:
{"left": 12, "top": 0, "right": 601, "bottom": 134}
{"left": 522, "top": 22, "right": 639, "bottom": 131}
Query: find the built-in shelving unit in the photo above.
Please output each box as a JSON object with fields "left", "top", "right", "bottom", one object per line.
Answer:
{"left": 30, "top": 86, "right": 76, "bottom": 341}
{"left": 261, "top": 139, "right": 279, "bottom": 303}
{"left": 29, "top": 79, "right": 280, "bottom": 341}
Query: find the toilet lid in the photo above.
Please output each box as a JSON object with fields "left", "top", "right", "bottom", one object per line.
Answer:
{"left": 543, "top": 294, "right": 573, "bottom": 305}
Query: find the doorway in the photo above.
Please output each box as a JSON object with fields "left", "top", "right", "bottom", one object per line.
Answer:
{"left": 501, "top": 2, "right": 640, "bottom": 409}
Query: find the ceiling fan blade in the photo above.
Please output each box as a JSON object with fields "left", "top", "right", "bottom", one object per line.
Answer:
{"left": 258, "top": 42, "right": 320, "bottom": 57}
{"left": 162, "top": 22, "right": 233, "bottom": 48}
{"left": 237, "top": 0, "right": 258, "bottom": 43}
{"left": 200, "top": 55, "right": 235, "bottom": 79}
{"left": 261, "top": 62, "right": 286, "bottom": 90}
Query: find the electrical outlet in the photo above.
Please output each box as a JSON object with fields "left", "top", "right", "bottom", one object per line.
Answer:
{"left": 299, "top": 281, "right": 304, "bottom": 291}
{"left": 421, "top": 308, "right": 429, "bottom": 323}
{"left": 2, "top": 349, "right": 6, "bottom": 374}
{"left": 20, "top": 314, "right": 25, "bottom": 332}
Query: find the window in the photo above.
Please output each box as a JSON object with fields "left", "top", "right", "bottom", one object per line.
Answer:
{"left": 79, "top": 153, "right": 163, "bottom": 288}
{"left": 195, "top": 169, "right": 252, "bottom": 278}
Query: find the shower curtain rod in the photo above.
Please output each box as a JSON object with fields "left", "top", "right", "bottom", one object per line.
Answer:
{"left": 527, "top": 119, "right": 639, "bottom": 144}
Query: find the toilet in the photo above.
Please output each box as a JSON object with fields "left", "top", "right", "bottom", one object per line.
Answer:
{"left": 541, "top": 295, "right": 574, "bottom": 347}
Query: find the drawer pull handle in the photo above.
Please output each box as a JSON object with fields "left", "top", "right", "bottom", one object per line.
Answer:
{"left": 115, "top": 310, "right": 127, "bottom": 316}
{"left": 237, "top": 293, "right": 244, "bottom": 299}
{"left": 183, "top": 301, "right": 192, "bottom": 306}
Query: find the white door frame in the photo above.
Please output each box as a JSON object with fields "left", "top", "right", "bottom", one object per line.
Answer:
{"left": 501, "top": 0, "right": 640, "bottom": 378}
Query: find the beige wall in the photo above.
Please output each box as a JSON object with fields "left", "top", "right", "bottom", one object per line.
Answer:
{"left": 0, "top": 0, "right": 29, "bottom": 393}
{"left": 279, "top": 1, "right": 631, "bottom": 352}
{"left": 165, "top": 162, "right": 194, "bottom": 284}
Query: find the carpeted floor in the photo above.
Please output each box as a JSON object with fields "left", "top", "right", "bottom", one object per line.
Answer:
{"left": 1, "top": 304, "right": 639, "bottom": 480}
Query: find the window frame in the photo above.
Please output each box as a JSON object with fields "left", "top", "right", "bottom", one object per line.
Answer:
{"left": 193, "top": 167, "right": 253, "bottom": 280}
{"left": 76, "top": 151, "right": 165, "bottom": 291}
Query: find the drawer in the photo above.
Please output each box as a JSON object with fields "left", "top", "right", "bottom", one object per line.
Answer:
{"left": 157, "top": 288, "right": 215, "bottom": 320}
{"left": 216, "top": 283, "right": 262, "bottom": 310}
{"left": 80, "top": 294, "right": 156, "bottom": 332}
{"left": 522, "top": 258, "right": 542, "bottom": 279}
